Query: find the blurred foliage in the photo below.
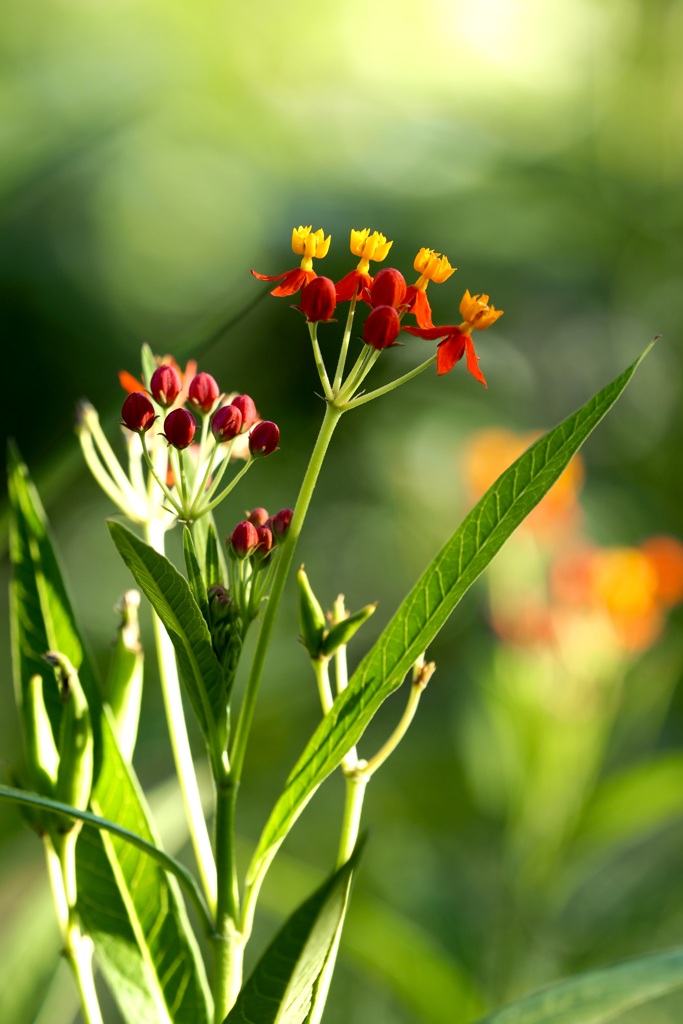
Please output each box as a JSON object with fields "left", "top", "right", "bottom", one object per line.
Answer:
{"left": 2, "top": 0, "right": 683, "bottom": 1021}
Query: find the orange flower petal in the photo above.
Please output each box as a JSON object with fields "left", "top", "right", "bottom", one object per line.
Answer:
{"left": 119, "top": 370, "right": 146, "bottom": 394}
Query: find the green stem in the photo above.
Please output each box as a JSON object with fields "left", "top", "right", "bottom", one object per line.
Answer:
{"left": 199, "top": 457, "right": 253, "bottom": 516}
{"left": 309, "top": 323, "right": 334, "bottom": 400}
{"left": 45, "top": 836, "right": 104, "bottom": 1024}
{"left": 212, "top": 776, "right": 243, "bottom": 1021}
{"left": 362, "top": 681, "right": 424, "bottom": 778}
{"left": 335, "top": 347, "right": 381, "bottom": 405}
{"left": 229, "top": 401, "right": 344, "bottom": 782}
{"left": 343, "top": 353, "right": 438, "bottom": 410}
{"left": 313, "top": 658, "right": 334, "bottom": 715}
{"left": 144, "top": 520, "right": 217, "bottom": 914}
{"left": 333, "top": 297, "right": 358, "bottom": 392}
{"left": 307, "top": 773, "right": 367, "bottom": 1024}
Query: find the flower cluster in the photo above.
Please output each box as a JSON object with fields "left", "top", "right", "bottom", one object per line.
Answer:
{"left": 252, "top": 226, "right": 504, "bottom": 388}
{"left": 79, "top": 347, "right": 281, "bottom": 529}
{"left": 227, "top": 507, "right": 293, "bottom": 623}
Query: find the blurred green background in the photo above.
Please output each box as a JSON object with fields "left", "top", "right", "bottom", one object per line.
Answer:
{"left": 2, "top": 0, "right": 683, "bottom": 1020}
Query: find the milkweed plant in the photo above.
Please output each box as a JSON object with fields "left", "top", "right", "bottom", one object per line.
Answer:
{"left": 5, "top": 224, "right": 667, "bottom": 1024}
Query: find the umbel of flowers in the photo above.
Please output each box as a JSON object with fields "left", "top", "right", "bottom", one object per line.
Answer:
{"left": 252, "top": 224, "right": 503, "bottom": 393}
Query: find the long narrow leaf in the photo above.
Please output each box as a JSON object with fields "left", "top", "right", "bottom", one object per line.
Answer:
{"left": 249, "top": 346, "right": 651, "bottom": 883}
{"left": 226, "top": 842, "right": 363, "bottom": 1024}
{"left": 8, "top": 448, "right": 211, "bottom": 1024}
{"left": 109, "top": 519, "right": 225, "bottom": 746}
{"left": 476, "top": 945, "right": 683, "bottom": 1023}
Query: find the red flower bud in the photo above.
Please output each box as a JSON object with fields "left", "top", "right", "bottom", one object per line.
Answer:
{"left": 211, "top": 404, "right": 242, "bottom": 442}
{"left": 369, "top": 268, "right": 407, "bottom": 309}
{"left": 271, "top": 508, "right": 293, "bottom": 540}
{"left": 247, "top": 507, "right": 270, "bottom": 527}
{"left": 163, "top": 407, "right": 196, "bottom": 450}
{"left": 299, "top": 277, "right": 337, "bottom": 323}
{"left": 230, "top": 520, "right": 259, "bottom": 558}
{"left": 254, "top": 526, "right": 273, "bottom": 558}
{"left": 230, "top": 394, "right": 258, "bottom": 433}
{"left": 363, "top": 305, "right": 401, "bottom": 350}
{"left": 188, "top": 372, "right": 220, "bottom": 414}
{"left": 249, "top": 420, "right": 280, "bottom": 458}
{"left": 150, "top": 364, "right": 181, "bottom": 408}
{"left": 121, "top": 392, "right": 156, "bottom": 432}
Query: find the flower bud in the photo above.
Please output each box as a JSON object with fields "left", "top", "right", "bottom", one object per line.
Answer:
{"left": 231, "top": 394, "right": 258, "bottom": 433}
{"left": 231, "top": 520, "right": 259, "bottom": 558}
{"left": 299, "top": 276, "right": 337, "bottom": 322}
{"left": 121, "top": 392, "right": 156, "bottom": 432}
{"left": 189, "top": 372, "right": 220, "bottom": 414}
{"left": 254, "top": 526, "right": 273, "bottom": 558}
{"left": 297, "top": 566, "right": 326, "bottom": 659}
{"left": 150, "top": 364, "right": 181, "bottom": 408}
{"left": 363, "top": 305, "right": 401, "bottom": 350}
{"left": 247, "top": 507, "right": 270, "bottom": 527}
{"left": 271, "top": 508, "right": 293, "bottom": 540}
{"left": 211, "top": 404, "right": 242, "bottom": 442}
{"left": 163, "top": 407, "right": 196, "bottom": 450}
{"left": 369, "top": 268, "right": 407, "bottom": 308}
{"left": 249, "top": 420, "right": 280, "bottom": 458}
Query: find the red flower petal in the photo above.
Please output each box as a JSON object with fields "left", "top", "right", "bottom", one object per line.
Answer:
{"left": 403, "top": 324, "right": 457, "bottom": 341}
{"left": 251, "top": 269, "right": 289, "bottom": 282}
{"left": 405, "top": 287, "right": 434, "bottom": 328}
{"left": 436, "top": 333, "right": 467, "bottom": 375}
{"left": 335, "top": 270, "right": 372, "bottom": 302}
{"left": 251, "top": 267, "right": 315, "bottom": 296}
{"left": 271, "top": 268, "right": 315, "bottom": 297}
{"left": 464, "top": 334, "right": 487, "bottom": 387}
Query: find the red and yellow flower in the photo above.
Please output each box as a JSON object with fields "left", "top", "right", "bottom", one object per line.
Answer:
{"left": 335, "top": 229, "right": 393, "bottom": 302}
{"left": 251, "top": 226, "right": 331, "bottom": 297}
{"left": 404, "top": 290, "right": 503, "bottom": 384}
{"left": 404, "top": 247, "right": 456, "bottom": 328}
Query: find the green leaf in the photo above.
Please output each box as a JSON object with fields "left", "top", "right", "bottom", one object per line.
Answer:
{"left": 108, "top": 519, "right": 226, "bottom": 751}
{"left": 225, "top": 842, "right": 363, "bottom": 1024}
{"left": 248, "top": 347, "right": 650, "bottom": 884}
{"left": 476, "top": 946, "right": 683, "bottom": 1023}
{"left": 8, "top": 447, "right": 211, "bottom": 1024}
{"left": 8, "top": 441, "right": 101, "bottom": 754}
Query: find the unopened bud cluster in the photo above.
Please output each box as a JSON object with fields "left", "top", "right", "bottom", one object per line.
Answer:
{"left": 230, "top": 506, "right": 293, "bottom": 562}
{"left": 112, "top": 350, "right": 282, "bottom": 523}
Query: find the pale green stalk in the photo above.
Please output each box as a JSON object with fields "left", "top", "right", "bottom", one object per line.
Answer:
{"left": 306, "top": 772, "right": 367, "bottom": 1024}
{"left": 84, "top": 407, "right": 142, "bottom": 508}
{"left": 78, "top": 431, "right": 137, "bottom": 517}
{"left": 45, "top": 835, "right": 104, "bottom": 1024}
{"left": 144, "top": 519, "right": 217, "bottom": 913}
{"left": 139, "top": 438, "right": 182, "bottom": 513}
